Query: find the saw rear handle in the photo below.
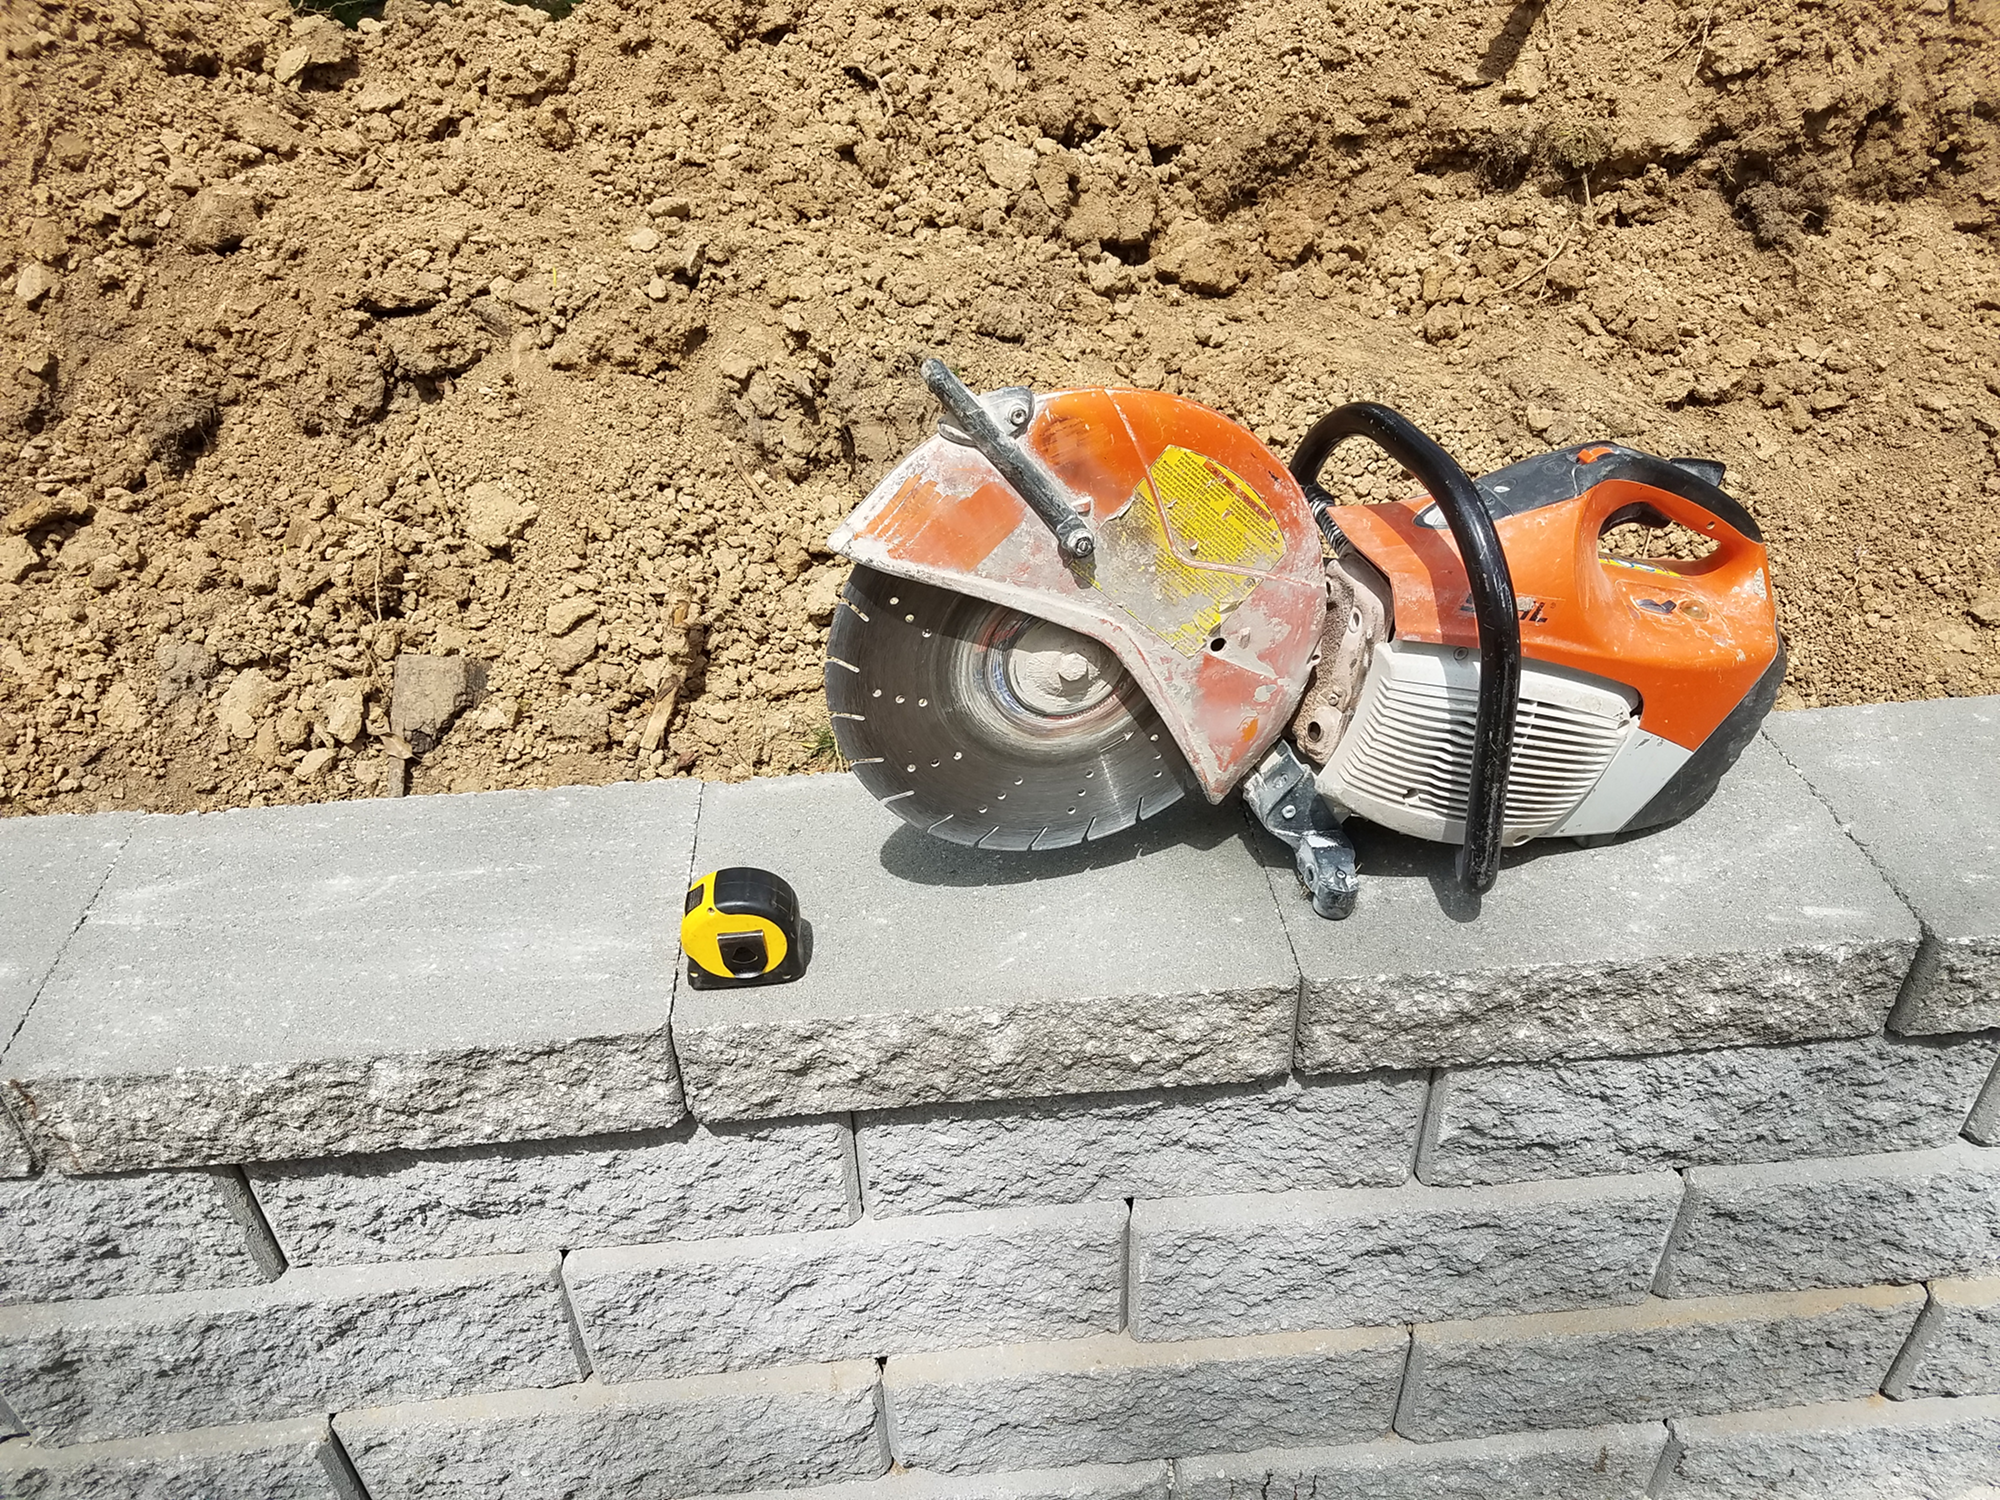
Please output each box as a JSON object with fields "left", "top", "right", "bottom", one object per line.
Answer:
{"left": 1290, "top": 404, "right": 1523, "bottom": 897}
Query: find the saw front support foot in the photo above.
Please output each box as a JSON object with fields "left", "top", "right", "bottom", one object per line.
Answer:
{"left": 1242, "top": 742, "right": 1359, "bottom": 920}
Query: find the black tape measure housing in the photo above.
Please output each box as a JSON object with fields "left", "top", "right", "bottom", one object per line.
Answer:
{"left": 681, "top": 866, "right": 807, "bottom": 989}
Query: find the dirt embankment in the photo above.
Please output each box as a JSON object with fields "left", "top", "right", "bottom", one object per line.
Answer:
{"left": 1, "top": 0, "right": 1997, "bottom": 817}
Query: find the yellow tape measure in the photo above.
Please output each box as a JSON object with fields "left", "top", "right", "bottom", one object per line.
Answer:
{"left": 681, "top": 867, "right": 807, "bottom": 989}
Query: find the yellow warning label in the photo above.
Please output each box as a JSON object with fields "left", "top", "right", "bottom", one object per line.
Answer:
{"left": 1098, "top": 446, "right": 1286, "bottom": 657}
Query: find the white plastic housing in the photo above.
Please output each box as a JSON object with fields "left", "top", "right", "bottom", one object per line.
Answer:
{"left": 1315, "top": 641, "right": 1689, "bottom": 845}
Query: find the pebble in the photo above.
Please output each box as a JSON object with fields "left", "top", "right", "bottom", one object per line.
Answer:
{"left": 13, "top": 263, "right": 59, "bottom": 307}
{"left": 389, "top": 653, "right": 489, "bottom": 754}
{"left": 545, "top": 597, "right": 598, "bottom": 636}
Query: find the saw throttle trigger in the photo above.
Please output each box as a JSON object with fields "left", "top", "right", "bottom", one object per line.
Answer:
{"left": 681, "top": 867, "right": 808, "bottom": 990}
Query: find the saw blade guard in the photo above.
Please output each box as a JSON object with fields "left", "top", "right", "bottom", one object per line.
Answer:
{"left": 828, "top": 385, "right": 1327, "bottom": 801}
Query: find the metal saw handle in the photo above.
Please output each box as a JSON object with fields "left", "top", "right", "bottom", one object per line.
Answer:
{"left": 1290, "top": 402, "right": 1521, "bottom": 897}
{"left": 920, "top": 358, "right": 1095, "bottom": 561}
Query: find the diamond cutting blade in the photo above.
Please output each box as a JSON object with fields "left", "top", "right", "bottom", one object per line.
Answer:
{"left": 825, "top": 565, "right": 1198, "bottom": 850}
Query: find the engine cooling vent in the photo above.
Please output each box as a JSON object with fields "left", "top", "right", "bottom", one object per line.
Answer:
{"left": 1319, "top": 641, "right": 1638, "bottom": 846}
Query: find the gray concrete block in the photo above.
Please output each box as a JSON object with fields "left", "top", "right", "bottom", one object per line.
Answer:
{"left": 0, "top": 1416, "right": 347, "bottom": 1499}
{"left": 336, "top": 1361, "right": 887, "bottom": 1498}
{"left": 857, "top": 1074, "right": 1423, "bottom": 1216}
{"left": 679, "top": 1462, "right": 1172, "bottom": 1500}
{"left": 1172, "top": 1422, "right": 1669, "bottom": 1500}
{"left": 0, "top": 1166, "right": 281, "bottom": 1305}
{"left": 0, "top": 1250, "right": 581, "bottom": 1443}
{"left": 1885, "top": 1276, "right": 2000, "bottom": 1400}
{"left": 1397, "top": 1285, "right": 1923, "bottom": 1441}
{"left": 1, "top": 1107, "right": 30, "bottom": 1178}
{"left": 2, "top": 782, "right": 699, "bottom": 1172}
{"left": 1281, "top": 738, "right": 1916, "bottom": 1074}
{"left": 672, "top": 775, "right": 1298, "bottom": 1122}
{"left": 0, "top": 815, "right": 133, "bottom": 1108}
{"left": 1657, "top": 1392, "right": 2000, "bottom": 1499}
{"left": 567, "top": 1200, "right": 1126, "bottom": 1379}
{"left": 882, "top": 1327, "right": 1407, "bottom": 1471}
{"left": 1658, "top": 1142, "right": 2000, "bottom": 1297}
{"left": 248, "top": 1117, "right": 857, "bottom": 1266}
{"left": 1131, "top": 1171, "right": 1680, "bottom": 1339}
{"left": 1765, "top": 697, "right": 2000, "bottom": 1035}
{"left": 1967, "top": 1054, "right": 2000, "bottom": 1146}
{"left": 1419, "top": 1035, "right": 2000, "bottom": 1186}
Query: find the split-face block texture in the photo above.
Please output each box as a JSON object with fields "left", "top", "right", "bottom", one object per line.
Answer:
{"left": 1419, "top": 1034, "right": 2000, "bottom": 1185}
{"left": 856, "top": 1074, "right": 1423, "bottom": 1215}
{"left": 1130, "top": 1171, "right": 1681, "bottom": 1339}
{"left": 1, "top": 782, "right": 699, "bottom": 1173}
{"left": 881, "top": 1328, "right": 1409, "bottom": 1471}
{"left": 1656, "top": 1392, "right": 2000, "bottom": 1499}
{"left": 1657, "top": 1142, "right": 2000, "bottom": 1297}
{"left": 0, "top": 1166, "right": 282, "bottom": 1305}
{"left": 0, "top": 1251, "right": 582, "bottom": 1443}
{"left": 1395, "top": 1285, "right": 1924, "bottom": 1441}
{"left": 672, "top": 776, "right": 1300, "bottom": 1121}
{"left": 247, "top": 1117, "right": 857, "bottom": 1265}
{"left": 335, "top": 1361, "right": 887, "bottom": 1499}
{"left": 1277, "top": 737, "right": 1919, "bottom": 1074}
{"left": 1885, "top": 1276, "right": 2000, "bottom": 1399}
{"left": 1765, "top": 697, "right": 2000, "bottom": 1035}
{"left": 565, "top": 1201, "right": 1127, "bottom": 1379}
{"left": 0, "top": 1416, "right": 352, "bottom": 1500}
{"left": 1172, "top": 1422, "right": 1670, "bottom": 1500}
{"left": 680, "top": 1463, "right": 1172, "bottom": 1500}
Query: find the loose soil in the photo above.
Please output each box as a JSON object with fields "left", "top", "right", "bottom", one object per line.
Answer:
{"left": 2, "top": 0, "right": 1998, "bottom": 818}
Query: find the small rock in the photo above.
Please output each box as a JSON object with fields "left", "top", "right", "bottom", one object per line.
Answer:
{"left": 546, "top": 597, "right": 599, "bottom": 636}
{"left": 273, "top": 16, "right": 349, "bottom": 83}
{"left": 1525, "top": 405, "right": 1559, "bottom": 437}
{"left": 18, "top": 343, "right": 55, "bottom": 379}
{"left": 1971, "top": 593, "right": 2000, "bottom": 627}
{"left": 353, "top": 81, "right": 406, "bottom": 113}
{"left": 464, "top": 481, "right": 537, "bottom": 552}
{"left": 154, "top": 639, "right": 215, "bottom": 706}
{"left": 275, "top": 708, "right": 310, "bottom": 749}
{"left": 182, "top": 189, "right": 261, "bottom": 255}
{"left": 13, "top": 263, "right": 59, "bottom": 308}
{"left": 217, "top": 668, "right": 278, "bottom": 741}
{"left": 627, "top": 226, "right": 661, "bottom": 253}
{"left": 1153, "top": 231, "right": 1248, "bottom": 296}
{"left": 321, "top": 677, "right": 367, "bottom": 744}
{"left": 97, "top": 682, "right": 146, "bottom": 734}
{"left": 390, "top": 653, "right": 489, "bottom": 753}
{"left": 1263, "top": 208, "right": 1318, "bottom": 264}
{"left": 474, "top": 695, "right": 520, "bottom": 732}
{"left": 88, "top": 555, "right": 123, "bottom": 592}
{"left": 978, "top": 138, "right": 1037, "bottom": 193}
{"left": 296, "top": 746, "right": 337, "bottom": 779}
{"left": 550, "top": 626, "right": 599, "bottom": 674}
{"left": 549, "top": 703, "right": 611, "bottom": 749}
{"left": 4, "top": 491, "right": 92, "bottom": 535}
{"left": 0, "top": 535, "right": 37, "bottom": 583}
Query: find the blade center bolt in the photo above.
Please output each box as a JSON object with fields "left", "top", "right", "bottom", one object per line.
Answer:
{"left": 1057, "top": 652, "right": 1092, "bottom": 683}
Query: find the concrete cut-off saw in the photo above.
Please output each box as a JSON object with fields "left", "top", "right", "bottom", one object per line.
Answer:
{"left": 822, "top": 360, "right": 1784, "bottom": 918}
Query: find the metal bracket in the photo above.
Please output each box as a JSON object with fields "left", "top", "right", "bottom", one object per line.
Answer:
{"left": 1242, "top": 740, "right": 1358, "bottom": 920}
{"left": 938, "top": 386, "right": 1035, "bottom": 445}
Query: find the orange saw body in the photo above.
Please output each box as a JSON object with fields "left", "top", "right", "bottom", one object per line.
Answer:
{"left": 825, "top": 362, "right": 1782, "bottom": 913}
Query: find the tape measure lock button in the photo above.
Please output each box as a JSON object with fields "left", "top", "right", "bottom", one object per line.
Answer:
{"left": 681, "top": 866, "right": 809, "bottom": 989}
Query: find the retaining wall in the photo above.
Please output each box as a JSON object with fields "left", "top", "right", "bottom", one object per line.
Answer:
{"left": 1, "top": 698, "right": 1997, "bottom": 1499}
